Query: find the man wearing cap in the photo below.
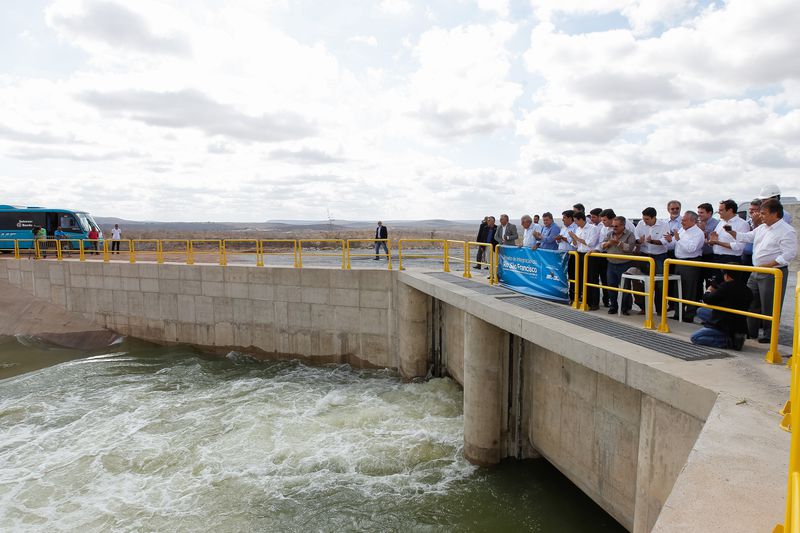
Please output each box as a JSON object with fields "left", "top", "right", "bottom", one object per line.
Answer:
{"left": 730, "top": 199, "right": 797, "bottom": 343}
{"left": 758, "top": 184, "right": 793, "bottom": 223}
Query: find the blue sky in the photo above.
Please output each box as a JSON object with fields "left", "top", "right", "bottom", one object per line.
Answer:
{"left": 1, "top": 0, "right": 798, "bottom": 221}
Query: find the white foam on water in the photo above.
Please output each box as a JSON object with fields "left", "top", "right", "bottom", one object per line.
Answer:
{"left": 0, "top": 354, "right": 473, "bottom": 532}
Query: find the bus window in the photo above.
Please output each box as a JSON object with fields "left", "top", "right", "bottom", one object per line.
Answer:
{"left": 58, "top": 213, "right": 82, "bottom": 233}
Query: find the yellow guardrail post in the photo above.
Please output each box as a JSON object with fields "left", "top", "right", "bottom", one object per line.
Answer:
{"left": 102, "top": 239, "right": 109, "bottom": 262}
{"left": 130, "top": 240, "right": 137, "bottom": 263}
{"left": 14, "top": 239, "right": 19, "bottom": 260}
{"left": 766, "top": 267, "right": 784, "bottom": 365}
{"left": 387, "top": 240, "right": 392, "bottom": 271}
{"left": 581, "top": 253, "right": 591, "bottom": 311}
{"left": 489, "top": 246, "right": 495, "bottom": 285}
{"left": 128, "top": 240, "right": 135, "bottom": 263}
{"left": 568, "top": 250, "right": 579, "bottom": 309}
{"left": 443, "top": 240, "right": 450, "bottom": 272}
{"left": 462, "top": 241, "right": 470, "bottom": 278}
{"left": 188, "top": 241, "right": 194, "bottom": 265}
{"left": 778, "top": 274, "right": 800, "bottom": 533}
{"left": 345, "top": 241, "right": 351, "bottom": 270}
{"left": 398, "top": 240, "right": 404, "bottom": 271}
{"left": 220, "top": 240, "right": 227, "bottom": 266}
{"left": 297, "top": 241, "right": 303, "bottom": 268}
{"left": 78, "top": 239, "right": 85, "bottom": 262}
{"left": 157, "top": 241, "right": 164, "bottom": 264}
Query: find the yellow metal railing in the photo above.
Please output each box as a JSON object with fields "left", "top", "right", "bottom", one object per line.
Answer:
{"left": 581, "top": 252, "right": 656, "bottom": 327}
{"left": 444, "top": 240, "right": 468, "bottom": 277}
{"left": 188, "top": 239, "right": 224, "bottom": 266}
{"left": 657, "top": 259, "right": 784, "bottom": 364}
{"left": 131, "top": 239, "right": 162, "bottom": 264}
{"left": 346, "top": 239, "right": 392, "bottom": 270}
{"left": 223, "top": 239, "right": 261, "bottom": 267}
{"left": 775, "top": 273, "right": 800, "bottom": 533}
{"left": 0, "top": 240, "right": 20, "bottom": 259}
{"left": 260, "top": 239, "right": 298, "bottom": 268}
{"left": 160, "top": 239, "right": 189, "bottom": 264}
{"left": 398, "top": 239, "right": 446, "bottom": 271}
{"left": 568, "top": 250, "right": 582, "bottom": 310}
{"left": 465, "top": 241, "right": 494, "bottom": 280}
{"left": 297, "top": 239, "right": 345, "bottom": 269}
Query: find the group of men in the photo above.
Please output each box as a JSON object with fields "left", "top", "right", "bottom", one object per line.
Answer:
{"left": 475, "top": 184, "right": 797, "bottom": 350}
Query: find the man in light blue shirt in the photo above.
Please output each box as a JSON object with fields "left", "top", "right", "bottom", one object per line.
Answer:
{"left": 533, "top": 212, "right": 560, "bottom": 250}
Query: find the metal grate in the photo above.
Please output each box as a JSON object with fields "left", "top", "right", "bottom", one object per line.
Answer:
{"left": 424, "top": 272, "right": 730, "bottom": 362}
{"left": 426, "top": 272, "right": 516, "bottom": 296}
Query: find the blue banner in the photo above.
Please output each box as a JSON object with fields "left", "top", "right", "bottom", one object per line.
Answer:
{"left": 496, "top": 245, "right": 570, "bottom": 302}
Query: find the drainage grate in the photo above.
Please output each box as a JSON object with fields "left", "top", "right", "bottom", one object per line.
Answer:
{"left": 426, "top": 272, "right": 516, "bottom": 296}
{"left": 424, "top": 272, "right": 730, "bottom": 362}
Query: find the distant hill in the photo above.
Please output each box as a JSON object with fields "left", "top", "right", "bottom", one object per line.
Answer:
{"left": 93, "top": 217, "right": 476, "bottom": 233}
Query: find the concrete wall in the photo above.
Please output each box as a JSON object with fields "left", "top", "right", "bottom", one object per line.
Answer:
{"left": 525, "top": 343, "right": 703, "bottom": 532}
{"left": 0, "top": 260, "right": 399, "bottom": 369}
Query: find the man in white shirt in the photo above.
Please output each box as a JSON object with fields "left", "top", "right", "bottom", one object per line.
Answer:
{"left": 663, "top": 211, "right": 705, "bottom": 322}
{"left": 634, "top": 207, "right": 670, "bottom": 314}
{"left": 666, "top": 200, "right": 682, "bottom": 234}
{"left": 731, "top": 199, "right": 797, "bottom": 342}
{"left": 555, "top": 210, "right": 578, "bottom": 302}
{"left": 590, "top": 209, "right": 616, "bottom": 307}
{"left": 568, "top": 211, "right": 599, "bottom": 309}
{"left": 707, "top": 199, "right": 749, "bottom": 284}
{"left": 110, "top": 223, "right": 122, "bottom": 254}
{"left": 588, "top": 208, "right": 603, "bottom": 227}
{"left": 520, "top": 215, "right": 537, "bottom": 248}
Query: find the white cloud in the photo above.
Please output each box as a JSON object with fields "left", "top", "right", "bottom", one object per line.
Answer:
{"left": 409, "top": 22, "right": 522, "bottom": 137}
{"left": 477, "top": 0, "right": 509, "bottom": 18}
{"left": 378, "top": 0, "right": 412, "bottom": 16}
{"left": 348, "top": 35, "right": 378, "bottom": 47}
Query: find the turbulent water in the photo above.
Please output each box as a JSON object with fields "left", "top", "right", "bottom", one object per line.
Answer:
{"left": 0, "top": 338, "right": 624, "bottom": 532}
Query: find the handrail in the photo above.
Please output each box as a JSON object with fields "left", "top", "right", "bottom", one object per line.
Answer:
{"left": 160, "top": 239, "right": 190, "bottom": 264}
{"left": 297, "top": 239, "right": 345, "bottom": 269}
{"left": 444, "top": 239, "right": 468, "bottom": 275}
{"left": 223, "top": 239, "right": 261, "bottom": 267}
{"left": 568, "top": 250, "right": 581, "bottom": 310}
{"left": 189, "top": 239, "right": 224, "bottom": 266}
{"left": 581, "top": 252, "right": 656, "bottom": 328}
{"left": 776, "top": 273, "right": 800, "bottom": 533}
{"left": 397, "top": 239, "right": 446, "bottom": 271}
{"left": 131, "top": 239, "right": 163, "bottom": 264}
{"left": 345, "top": 239, "right": 392, "bottom": 270}
{"left": 465, "top": 241, "right": 493, "bottom": 281}
{"left": 260, "top": 239, "right": 298, "bottom": 268}
{"left": 657, "top": 259, "right": 784, "bottom": 364}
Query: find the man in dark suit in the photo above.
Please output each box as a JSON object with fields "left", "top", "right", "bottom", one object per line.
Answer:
{"left": 374, "top": 221, "right": 388, "bottom": 260}
{"left": 474, "top": 216, "right": 489, "bottom": 269}
{"left": 493, "top": 214, "right": 518, "bottom": 246}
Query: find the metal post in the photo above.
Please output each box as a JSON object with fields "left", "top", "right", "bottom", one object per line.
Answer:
{"left": 765, "top": 267, "right": 784, "bottom": 364}
{"left": 658, "top": 260, "right": 672, "bottom": 333}
{"left": 462, "top": 241, "right": 470, "bottom": 278}
{"left": 297, "top": 241, "right": 303, "bottom": 268}
{"left": 219, "top": 241, "right": 226, "bottom": 266}
{"left": 571, "top": 251, "right": 580, "bottom": 309}
{"left": 386, "top": 241, "right": 392, "bottom": 271}
{"left": 443, "top": 240, "right": 450, "bottom": 273}
{"left": 187, "top": 241, "right": 194, "bottom": 265}
{"left": 130, "top": 241, "right": 136, "bottom": 264}
{"left": 581, "top": 252, "right": 590, "bottom": 311}
{"left": 644, "top": 256, "right": 655, "bottom": 329}
{"left": 340, "top": 240, "right": 346, "bottom": 269}
{"left": 398, "top": 240, "right": 404, "bottom": 271}
{"left": 157, "top": 241, "right": 164, "bottom": 264}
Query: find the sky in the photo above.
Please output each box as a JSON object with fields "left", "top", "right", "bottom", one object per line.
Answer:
{"left": 0, "top": 0, "right": 798, "bottom": 222}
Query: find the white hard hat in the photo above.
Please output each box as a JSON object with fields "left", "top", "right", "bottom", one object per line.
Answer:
{"left": 758, "top": 183, "right": 781, "bottom": 199}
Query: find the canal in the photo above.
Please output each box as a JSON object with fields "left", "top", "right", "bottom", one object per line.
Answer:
{"left": 0, "top": 336, "right": 625, "bottom": 532}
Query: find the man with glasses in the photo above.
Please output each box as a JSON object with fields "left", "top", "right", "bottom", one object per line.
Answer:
{"left": 601, "top": 216, "right": 638, "bottom": 315}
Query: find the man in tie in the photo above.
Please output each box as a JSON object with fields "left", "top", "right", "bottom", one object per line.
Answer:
{"left": 374, "top": 221, "right": 388, "bottom": 260}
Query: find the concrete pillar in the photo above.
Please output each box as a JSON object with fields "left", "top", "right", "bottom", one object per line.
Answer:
{"left": 396, "top": 282, "right": 428, "bottom": 379}
{"left": 463, "top": 312, "right": 506, "bottom": 466}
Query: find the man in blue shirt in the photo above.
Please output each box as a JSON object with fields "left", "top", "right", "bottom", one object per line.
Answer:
{"left": 533, "top": 212, "right": 560, "bottom": 250}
